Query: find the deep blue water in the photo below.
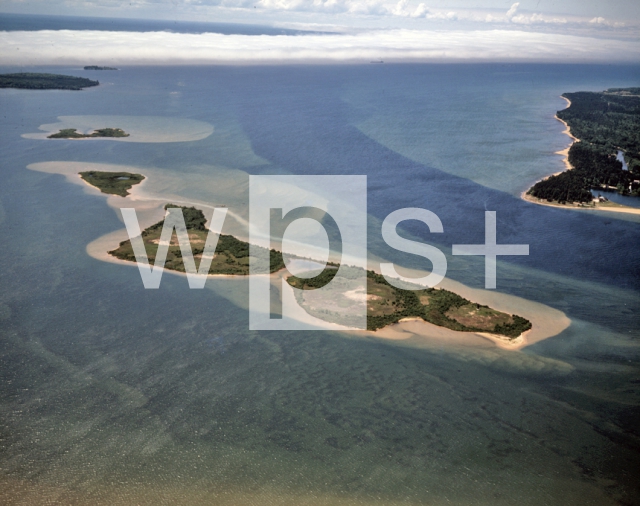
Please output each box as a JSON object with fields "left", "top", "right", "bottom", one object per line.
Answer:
{"left": 1, "top": 62, "right": 639, "bottom": 505}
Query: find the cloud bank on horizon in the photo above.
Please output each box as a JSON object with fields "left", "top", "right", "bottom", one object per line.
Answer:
{"left": 1, "top": 28, "right": 638, "bottom": 65}
{"left": 2, "top": 0, "right": 638, "bottom": 29}
{"left": 0, "top": 0, "right": 638, "bottom": 64}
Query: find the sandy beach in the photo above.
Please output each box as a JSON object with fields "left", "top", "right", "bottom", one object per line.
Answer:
{"left": 522, "top": 191, "right": 640, "bottom": 216}
{"left": 554, "top": 97, "right": 579, "bottom": 170}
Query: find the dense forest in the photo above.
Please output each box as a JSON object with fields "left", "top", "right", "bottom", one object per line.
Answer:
{"left": 528, "top": 87, "right": 640, "bottom": 203}
{"left": 79, "top": 170, "right": 144, "bottom": 197}
{"left": 0, "top": 73, "right": 99, "bottom": 90}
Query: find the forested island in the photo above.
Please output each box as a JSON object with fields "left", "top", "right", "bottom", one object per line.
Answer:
{"left": 79, "top": 170, "right": 144, "bottom": 197}
{"left": 84, "top": 66, "right": 118, "bottom": 70}
{"left": 527, "top": 87, "right": 640, "bottom": 204}
{"left": 49, "top": 128, "right": 130, "bottom": 139}
{"left": 109, "top": 204, "right": 531, "bottom": 338}
{"left": 0, "top": 73, "right": 99, "bottom": 90}
{"left": 109, "top": 204, "right": 285, "bottom": 275}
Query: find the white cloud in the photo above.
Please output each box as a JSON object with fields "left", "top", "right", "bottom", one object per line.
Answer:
{"left": 589, "top": 16, "right": 622, "bottom": 27}
{"left": 216, "top": 0, "right": 392, "bottom": 15}
{"left": 426, "top": 10, "right": 457, "bottom": 20}
{"left": 1, "top": 28, "right": 638, "bottom": 65}
{"left": 510, "top": 12, "right": 567, "bottom": 25}
{"left": 410, "top": 3, "right": 428, "bottom": 18}
{"left": 506, "top": 2, "right": 519, "bottom": 19}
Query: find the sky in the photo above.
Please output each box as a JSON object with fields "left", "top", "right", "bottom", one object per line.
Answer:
{"left": 0, "top": 1, "right": 639, "bottom": 64}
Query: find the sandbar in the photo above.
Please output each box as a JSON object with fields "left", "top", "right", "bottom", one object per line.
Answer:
{"left": 27, "top": 161, "right": 571, "bottom": 352}
{"left": 23, "top": 115, "right": 213, "bottom": 143}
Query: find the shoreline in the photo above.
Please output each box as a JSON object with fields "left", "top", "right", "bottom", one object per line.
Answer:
{"left": 554, "top": 97, "right": 579, "bottom": 171}
{"left": 520, "top": 96, "right": 575, "bottom": 202}
{"left": 521, "top": 191, "right": 640, "bottom": 215}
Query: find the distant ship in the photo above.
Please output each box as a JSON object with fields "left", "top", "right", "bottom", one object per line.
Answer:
{"left": 370, "top": 60, "right": 384, "bottom": 64}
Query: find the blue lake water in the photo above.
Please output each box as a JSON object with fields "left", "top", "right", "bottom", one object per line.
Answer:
{"left": 1, "top": 60, "right": 639, "bottom": 504}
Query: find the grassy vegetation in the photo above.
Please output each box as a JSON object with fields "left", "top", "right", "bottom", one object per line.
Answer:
{"left": 109, "top": 204, "right": 285, "bottom": 276}
{"left": 110, "top": 205, "right": 531, "bottom": 338}
{"left": 48, "top": 128, "right": 129, "bottom": 139}
{"left": 0, "top": 73, "right": 99, "bottom": 90}
{"left": 79, "top": 171, "right": 145, "bottom": 197}
{"left": 364, "top": 271, "right": 530, "bottom": 338}
{"left": 528, "top": 87, "right": 640, "bottom": 203}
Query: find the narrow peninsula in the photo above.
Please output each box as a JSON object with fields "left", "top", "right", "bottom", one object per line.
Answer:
{"left": 49, "top": 128, "right": 130, "bottom": 139}
{"left": 109, "top": 204, "right": 531, "bottom": 338}
{"left": 0, "top": 73, "right": 99, "bottom": 90}
{"left": 526, "top": 87, "right": 640, "bottom": 206}
{"left": 80, "top": 171, "right": 144, "bottom": 197}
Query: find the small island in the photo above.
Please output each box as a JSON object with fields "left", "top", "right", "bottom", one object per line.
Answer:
{"left": 109, "top": 204, "right": 284, "bottom": 275}
{"left": 84, "top": 66, "right": 118, "bottom": 70}
{"left": 79, "top": 171, "right": 144, "bottom": 197}
{"left": 526, "top": 87, "right": 640, "bottom": 206}
{"left": 48, "top": 128, "right": 130, "bottom": 139}
{"left": 109, "top": 204, "right": 531, "bottom": 338}
{"left": 0, "top": 73, "right": 99, "bottom": 90}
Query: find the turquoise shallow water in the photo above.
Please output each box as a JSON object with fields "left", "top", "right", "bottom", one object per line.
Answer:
{"left": 0, "top": 62, "right": 639, "bottom": 505}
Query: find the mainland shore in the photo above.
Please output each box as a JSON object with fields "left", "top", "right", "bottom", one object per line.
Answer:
{"left": 521, "top": 96, "right": 640, "bottom": 217}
